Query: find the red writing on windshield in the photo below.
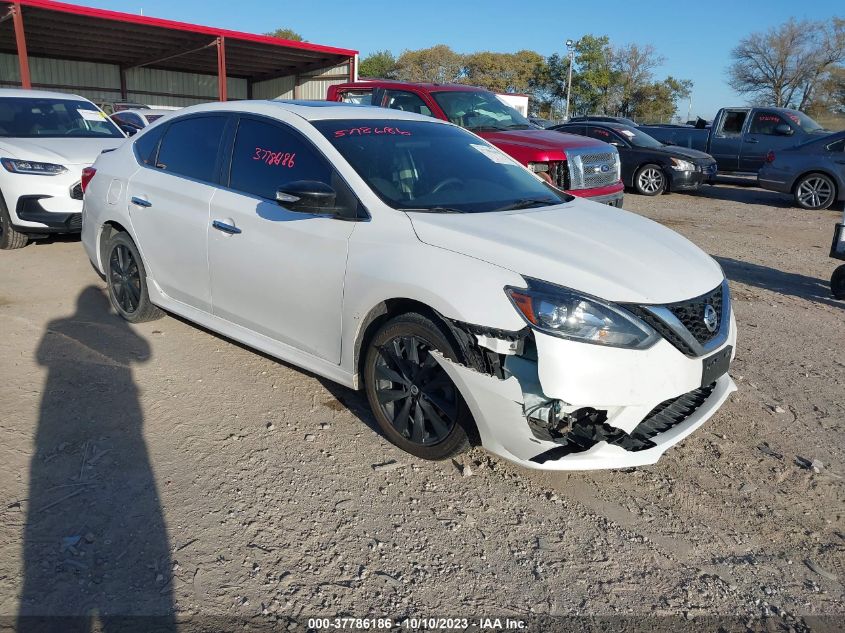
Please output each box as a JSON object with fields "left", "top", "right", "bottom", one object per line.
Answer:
{"left": 253, "top": 147, "right": 296, "bottom": 167}
{"left": 334, "top": 126, "right": 412, "bottom": 138}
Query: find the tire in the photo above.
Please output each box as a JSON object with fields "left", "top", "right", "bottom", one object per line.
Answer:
{"left": 364, "top": 312, "right": 473, "bottom": 461}
{"left": 832, "top": 265, "right": 845, "bottom": 300}
{"left": 794, "top": 173, "right": 836, "bottom": 210}
{"left": 105, "top": 231, "right": 163, "bottom": 323}
{"left": 0, "top": 193, "right": 28, "bottom": 250}
{"left": 634, "top": 164, "right": 666, "bottom": 196}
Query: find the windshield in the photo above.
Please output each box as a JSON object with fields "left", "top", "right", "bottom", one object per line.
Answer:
{"left": 431, "top": 91, "right": 533, "bottom": 132}
{"left": 610, "top": 125, "right": 664, "bottom": 148}
{"left": 782, "top": 109, "right": 824, "bottom": 133}
{"left": 313, "top": 119, "right": 571, "bottom": 213}
{"left": 0, "top": 98, "right": 124, "bottom": 138}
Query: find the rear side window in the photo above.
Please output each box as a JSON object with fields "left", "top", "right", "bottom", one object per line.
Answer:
{"left": 133, "top": 124, "right": 166, "bottom": 166}
{"left": 228, "top": 117, "right": 357, "bottom": 205}
{"left": 338, "top": 90, "right": 373, "bottom": 105}
{"left": 720, "top": 111, "right": 747, "bottom": 135}
{"left": 156, "top": 116, "right": 227, "bottom": 182}
{"left": 382, "top": 90, "right": 433, "bottom": 117}
{"left": 588, "top": 126, "right": 614, "bottom": 141}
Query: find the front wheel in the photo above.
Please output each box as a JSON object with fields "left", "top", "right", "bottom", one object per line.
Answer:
{"left": 832, "top": 265, "right": 845, "bottom": 300}
{"left": 105, "top": 232, "right": 163, "bottom": 323}
{"left": 634, "top": 164, "right": 666, "bottom": 196}
{"left": 794, "top": 173, "right": 836, "bottom": 210}
{"left": 363, "top": 313, "right": 473, "bottom": 461}
{"left": 0, "top": 195, "right": 28, "bottom": 250}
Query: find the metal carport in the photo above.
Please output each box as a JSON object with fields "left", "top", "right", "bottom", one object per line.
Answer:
{"left": 0, "top": 0, "right": 357, "bottom": 104}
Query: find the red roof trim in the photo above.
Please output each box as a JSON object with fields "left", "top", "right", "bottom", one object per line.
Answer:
{"left": 8, "top": 0, "right": 358, "bottom": 58}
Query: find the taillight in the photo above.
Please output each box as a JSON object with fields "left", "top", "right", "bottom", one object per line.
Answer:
{"left": 765, "top": 151, "right": 776, "bottom": 164}
{"left": 80, "top": 166, "right": 96, "bottom": 193}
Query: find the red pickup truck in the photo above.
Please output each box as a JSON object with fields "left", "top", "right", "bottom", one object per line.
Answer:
{"left": 327, "top": 80, "right": 624, "bottom": 206}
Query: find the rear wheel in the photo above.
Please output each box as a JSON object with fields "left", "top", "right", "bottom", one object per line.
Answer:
{"left": 634, "top": 164, "right": 666, "bottom": 196}
{"left": 832, "top": 265, "right": 845, "bottom": 300}
{"left": 794, "top": 173, "right": 836, "bottom": 210}
{"left": 0, "top": 194, "right": 28, "bottom": 250}
{"left": 105, "top": 232, "right": 163, "bottom": 323}
{"left": 364, "top": 313, "right": 472, "bottom": 461}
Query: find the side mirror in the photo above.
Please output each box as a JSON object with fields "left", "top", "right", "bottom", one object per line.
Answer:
{"left": 774, "top": 123, "right": 794, "bottom": 136}
{"left": 276, "top": 180, "right": 337, "bottom": 214}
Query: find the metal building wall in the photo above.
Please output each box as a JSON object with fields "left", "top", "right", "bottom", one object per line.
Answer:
{"left": 251, "top": 61, "right": 350, "bottom": 101}
{"left": 1, "top": 52, "right": 341, "bottom": 105}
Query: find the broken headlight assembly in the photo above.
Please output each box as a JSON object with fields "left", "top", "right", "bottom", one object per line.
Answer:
{"left": 505, "top": 278, "right": 657, "bottom": 349}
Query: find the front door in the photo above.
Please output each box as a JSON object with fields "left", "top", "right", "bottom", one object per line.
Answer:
{"left": 207, "top": 116, "right": 356, "bottom": 363}
{"left": 127, "top": 114, "right": 229, "bottom": 312}
{"left": 739, "top": 110, "right": 798, "bottom": 172}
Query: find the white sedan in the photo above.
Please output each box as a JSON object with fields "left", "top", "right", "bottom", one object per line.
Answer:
{"left": 0, "top": 89, "right": 125, "bottom": 249}
{"left": 81, "top": 100, "right": 737, "bottom": 470}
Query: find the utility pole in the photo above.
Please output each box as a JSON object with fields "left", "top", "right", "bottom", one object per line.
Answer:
{"left": 564, "top": 39, "right": 576, "bottom": 121}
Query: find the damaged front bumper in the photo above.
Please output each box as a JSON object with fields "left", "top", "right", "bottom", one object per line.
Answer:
{"left": 435, "top": 312, "right": 737, "bottom": 470}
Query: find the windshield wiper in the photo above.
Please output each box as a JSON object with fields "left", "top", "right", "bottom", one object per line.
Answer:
{"left": 402, "top": 207, "right": 466, "bottom": 214}
{"left": 492, "top": 198, "right": 558, "bottom": 212}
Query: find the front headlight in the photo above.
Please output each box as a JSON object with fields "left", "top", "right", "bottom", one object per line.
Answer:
{"left": 505, "top": 278, "right": 657, "bottom": 349}
{"left": 1, "top": 158, "right": 68, "bottom": 175}
{"left": 670, "top": 157, "right": 695, "bottom": 172}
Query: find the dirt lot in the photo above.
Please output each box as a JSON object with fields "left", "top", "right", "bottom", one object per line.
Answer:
{"left": 0, "top": 183, "right": 843, "bottom": 631}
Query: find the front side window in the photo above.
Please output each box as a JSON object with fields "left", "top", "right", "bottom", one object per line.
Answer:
{"left": 749, "top": 111, "right": 791, "bottom": 135}
{"left": 431, "top": 91, "right": 532, "bottom": 132}
{"left": 156, "top": 116, "right": 227, "bottom": 182}
{"left": 587, "top": 126, "right": 616, "bottom": 143}
{"left": 227, "top": 117, "right": 358, "bottom": 214}
{"left": 0, "top": 98, "right": 123, "bottom": 138}
{"left": 313, "top": 119, "right": 570, "bottom": 213}
{"left": 382, "top": 90, "right": 432, "bottom": 117}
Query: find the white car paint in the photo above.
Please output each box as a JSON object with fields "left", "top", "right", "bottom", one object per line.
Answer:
{"left": 82, "top": 100, "right": 737, "bottom": 470}
{"left": 0, "top": 88, "right": 124, "bottom": 234}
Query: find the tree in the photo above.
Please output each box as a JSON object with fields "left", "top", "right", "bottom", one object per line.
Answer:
{"left": 727, "top": 19, "right": 845, "bottom": 109}
{"left": 612, "top": 43, "right": 664, "bottom": 117}
{"left": 631, "top": 76, "right": 693, "bottom": 123}
{"left": 264, "top": 27, "right": 304, "bottom": 42}
{"left": 463, "top": 50, "right": 544, "bottom": 94}
{"left": 395, "top": 45, "right": 465, "bottom": 84}
{"left": 570, "top": 35, "right": 618, "bottom": 115}
{"left": 358, "top": 50, "right": 398, "bottom": 79}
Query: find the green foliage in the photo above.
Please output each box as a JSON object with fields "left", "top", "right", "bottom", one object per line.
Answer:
{"left": 264, "top": 28, "right": 304, "bottom": 42}
{"left": 395, "top": 45, "right": 465, "bottom": 84}
{"left": 463, "top": 50, "right": 544, "bottom": 93}
{"left": 359, "top": 50, "right": 398, "bottom": 79}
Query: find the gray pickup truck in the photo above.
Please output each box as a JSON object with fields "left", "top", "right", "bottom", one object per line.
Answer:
{"left": 640, "top": 107, "right": 829, "bottom": 174}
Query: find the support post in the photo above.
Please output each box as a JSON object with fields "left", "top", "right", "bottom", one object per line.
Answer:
{"left": 216, "top": 36, "right": 227, "bottom": 101}
{"left": 119, "top": 67, "right": 128, "bottom": 100}
{"left": 11, "top": 2, "right": 31, "bottom": 89}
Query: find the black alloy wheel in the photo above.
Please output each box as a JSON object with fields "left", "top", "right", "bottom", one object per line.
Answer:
{"left": 105, "top": 232, "right": 163, "bottom": 323}
{"left": 364, "top": 313, "right": 472, "bottom": 460}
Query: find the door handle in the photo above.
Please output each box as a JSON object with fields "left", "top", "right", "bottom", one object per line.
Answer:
{"left": 744, "top": 137, "right": 759, "bottom": 144}
{"left": 130, "top": 196, "right": 152, "bottom": 207}
{"left": 212, "top": 220, "right": 241, "bottom": 235}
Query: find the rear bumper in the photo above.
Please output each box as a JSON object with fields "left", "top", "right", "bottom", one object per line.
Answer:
{"left": 757, "top": 175, "right": 792, "bottom": 194}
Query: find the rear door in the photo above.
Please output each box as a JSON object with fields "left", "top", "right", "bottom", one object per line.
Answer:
{"left": 126, "top": 114, "right": 230, "bottom": 312}
{"left": 739, "top": 110, "right": 798, "bottom": 172}
{"left": 708, "top": 109, "right": 749, "bottom": 172}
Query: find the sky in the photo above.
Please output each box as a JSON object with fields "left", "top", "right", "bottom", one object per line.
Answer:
{"left": 80, "top": 0, "right": 843, "bottom": 119}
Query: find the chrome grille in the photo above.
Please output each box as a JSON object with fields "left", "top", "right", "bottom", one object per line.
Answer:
{"left": 566, "top": 148, "right": 619, "bottom": 190}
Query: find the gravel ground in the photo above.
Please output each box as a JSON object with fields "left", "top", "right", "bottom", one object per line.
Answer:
{"left": 0, "top": 183, "right": 843, "bottom": 631}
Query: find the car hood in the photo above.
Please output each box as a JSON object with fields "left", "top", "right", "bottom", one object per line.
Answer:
{"left": 408, "top": 199, "right": 724, "bottom": 304}
{"left": 658, "top": 145, "right": 715, "bottom": 162}
{"left": 0, "top": 137, "right": 124, "bottom": 165}
{"left": 476, "top": 129, "right": 610, "bottom": 153}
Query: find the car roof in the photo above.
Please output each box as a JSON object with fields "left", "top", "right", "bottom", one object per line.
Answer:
{"left": 115, "top": 108, "right": 173, "bottom": 117}
{"left": 164, "top": 99, "right": 449, "bottom": 123}
{"left": 0, "top": 88, "right": 92, "bottom": 102}
{"left": 338, "top": 79, "right": 488, "bottom": 93}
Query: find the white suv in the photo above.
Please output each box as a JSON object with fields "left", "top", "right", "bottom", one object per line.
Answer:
{"left": 81, "top": 100, "right": 737, "bottom": 470}
{"left": 0, "top": 89, "right": 125, "bottom": 249}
